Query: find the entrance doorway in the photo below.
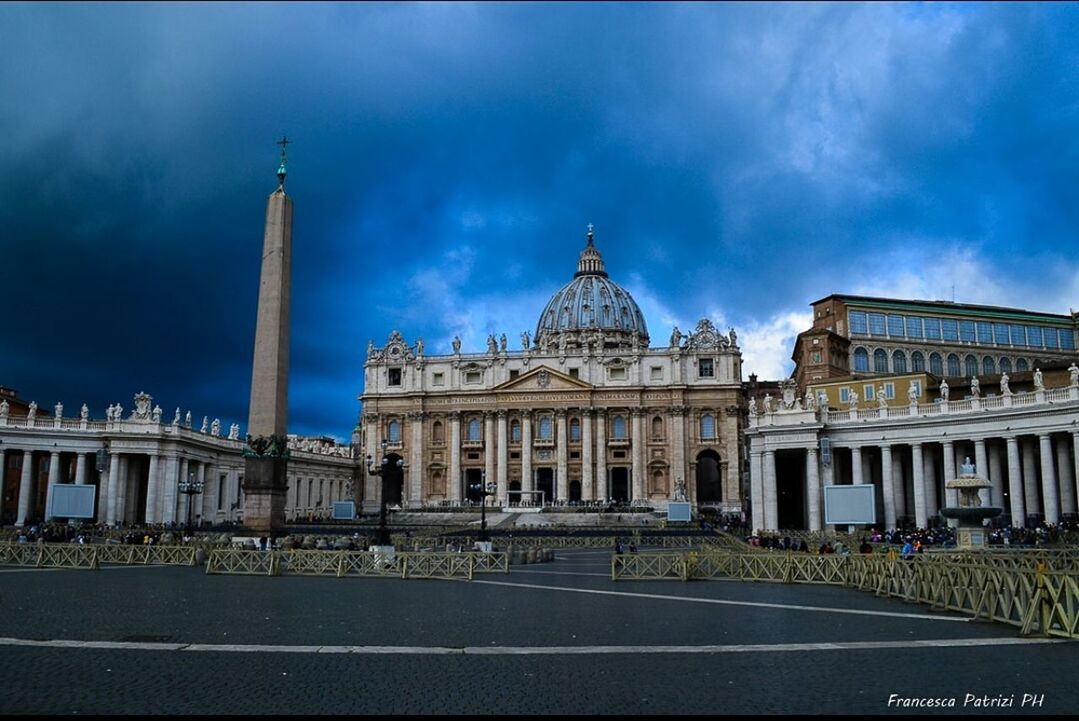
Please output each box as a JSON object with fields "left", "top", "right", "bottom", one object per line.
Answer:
{"left": 610, "top": 467, "right": 630, "bottom": 503}
{"left": 464, "top": 468, "right": 483, "bottom": 503}
{"left": 509, "top": 480, "right": 521, "bottom": 505}
{"left": 536, "top": 468, "right": 554, "bottom": 504}
{"left": 775, "top": 451, "right": 807, "bottom": 530}
{"left": 383, "top": 453, "right": 404, "bottom": 505}
{"left": 696, "top": 450, "right": 722, "bottom": 504}
{"left": 569, "top": 480, "right": 582, "bottom": 502}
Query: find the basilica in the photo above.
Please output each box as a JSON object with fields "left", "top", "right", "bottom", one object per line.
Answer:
{"left": 360, "top": 229, "right": 745, "bottom": 513}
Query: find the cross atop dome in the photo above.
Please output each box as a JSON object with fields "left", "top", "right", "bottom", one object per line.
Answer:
{"left": 576, "top": 223, "right": 606, "bottom": 277}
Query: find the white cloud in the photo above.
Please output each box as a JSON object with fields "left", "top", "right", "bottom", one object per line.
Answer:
{"left": 737, "top": 310, "right": 813, "bottom": 381}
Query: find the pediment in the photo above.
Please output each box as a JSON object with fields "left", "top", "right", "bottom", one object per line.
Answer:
{"left": 494, "top": 365, "right": 592, "bottom": 392}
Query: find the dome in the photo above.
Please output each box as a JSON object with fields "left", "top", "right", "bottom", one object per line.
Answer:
{"left": 534, "top": 227, "right": 649, "bottom": 349}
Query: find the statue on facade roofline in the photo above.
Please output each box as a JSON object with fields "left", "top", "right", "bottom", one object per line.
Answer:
{"left": 201, "top": 416, "right": 209, "bottom": 433}
{"left": 487, "top": 334, "right": 497, "bottom": 354}
{"left": 415, "top": 337, "right": 424, "bottom": 356}
{"left": 185, "top": 410, "right": 192, "bottom": 428}
{"left": 1000, "top": 372, "right": 1011, "bottom": 395}
{"left": 748, "top": 397, "right": 757, "bottom": 416}
{"left": 0, "top": 399, "right": 8, "bottom": 417}
{"left": 152, "top": 405, "right": 162, "bottom": 423}
{"left": 1034, "top": 368, "right": 1045, "bottom": 391}
{"left": 669, "top": 326, "right": 681, "bottom": 348}
{"left": 367, "top": 340, "right": 375, "bottom": 360}
{"left": 761, "top": 394, "right": 773, "bottom": 413}
{"left": 970, "top": 376, "right": 980, "bottom": 398}
{"left": 452, "top": 335, "right": 461, "bottom": 354}
{"left": 1069, "top": 363, "right": 1079, "bottom": 387}
{"left": 907, "top": 383, "right": 919, "bottom": 405}
{"left": 804, "top": 390, "right": 816, "bottom": 411}
{"left": 729, "top": 328, "right": 737, "bottom": 347}
{"left": 211, "top": 418, "right": 221, "bottom": 437}
{"left": 521, "top": 331, "right": 530, "bottom": 350}
{"left": 228, "top": 423, "right": 240, "bottom": 440}
{"left": 848, "top": 390, "right": 858, "bottom": 409}
{"left": 54, "top": 402, "right": 63, "bottom": 419}
{"left": 27, "top": 401, "right": 37, "bottom": 422}
{"left": 939, "top": 379, "right": 949, "bottom": 401}
{"left": 877, "top": 386, "right": 888, "bottom": 409}
{"left": 173, "top": 407, "right": 181, "bottom": 425}
{"left": 500, "top": 333, "right": 507, "bottom": 352}
{"left": 80, "top": 403, "right": 89, "bottom": 420}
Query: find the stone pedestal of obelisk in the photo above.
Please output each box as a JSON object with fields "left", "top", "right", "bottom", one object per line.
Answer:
{"left": 243, "top": 144, "right": 293, "bottom": 535}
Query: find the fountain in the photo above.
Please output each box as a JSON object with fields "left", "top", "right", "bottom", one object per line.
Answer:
{"left": 939, "top": 458, "right": 1002, "bottom": 549}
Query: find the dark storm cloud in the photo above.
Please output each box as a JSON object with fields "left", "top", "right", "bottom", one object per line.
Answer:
{"left": 1, "top": 3, "right": 1077, "bottom": 434}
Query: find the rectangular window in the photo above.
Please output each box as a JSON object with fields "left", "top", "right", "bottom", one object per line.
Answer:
{"left": 839, "top": 387, "right": 850, "bottom": 404}
{"left": 958, "top": 320, "right": 975, "bottom": 342}
{"left": 608, "top": 367, "right": 627, "bottom": 380}
{"left": 568, "top": 368, "right": 579, "bottom": 379}
{"left": 868, "top": 313, "right": 886, "bottom": 336}
{"left": 993, "top": 323, "right": 1010, "bottom": 345}
{"left": 509, "top": 369, "right": 520, "bottom": 380}
{"left": 887, "top": 314, "right": 905, "bottom": 337}
{"left": 465, "top": 370, "right": 482, "bottom": 384}
{"left": 388, "top": 368, "right": 402, "bottom": 386}
{"left": 650, "top": 366, "right": 664, "bottom": 381}
{"left": 1061, "top": 330, "right": 1075, "bottom": 350}
{"left": 1026, "top": 325, "right": 1043, "bottom": 347}
{"left": 976, "top": 322, "right": 992, "bottom": 344}
{"left": 510, "top": 452, "right": 520, "bottom": 460}
{"left": 1010, "top": 324, "right": 1026, "bottom": 346}
{"left": 905, "top": 316, "right": 923, "bottom": 338}
{"left": 570, "top": 451, "right": 580, "bottom": 460}
{"left": 432, "top": 372, "right": 445, "bottom": 386}
{"left": 849, "top": 311, "right": 868, "bottom": 335}
{"left": 942, "top": 319, "right": 959, "bottom": 341}
{"left": 811, "top": 351, "right": 822, "bottom": 363}
{"left": 698, "top": 358, "right": 714, "bottom": 378}
{"left": 884, "top": 383, "right": 895, "bottom": 400}
{"left": 863, "top": 384, "right": 875, "bottom": 401}
{"left": 1044, "top": 328, "right": 1059, "bottom": 349}
{"left": 924, "top": 318, "right": 942, "bottom": 340}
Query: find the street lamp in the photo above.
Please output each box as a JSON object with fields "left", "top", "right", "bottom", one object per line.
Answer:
{"left": 471, "top": 470, "right": 497, "bottom": 543}
{"left": 178, "top": 470, "right": 205, "bottom": 537}
{"left": 366, "top": 439, "right": 404, "bottom": 546}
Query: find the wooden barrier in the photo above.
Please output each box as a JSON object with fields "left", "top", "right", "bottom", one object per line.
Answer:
{"left": 205, "top": 549, "right": 280, "bottom": 576}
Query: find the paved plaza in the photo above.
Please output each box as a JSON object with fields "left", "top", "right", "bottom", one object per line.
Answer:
{"left": 0, "top": 549, "right": 1076, "bottom": 714}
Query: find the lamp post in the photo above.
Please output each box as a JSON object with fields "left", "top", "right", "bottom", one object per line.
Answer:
{"left": 366, "top": 439, "right": 404, "bottom": 546}
{"left": 472, "top": 470, "right": 497, "bottom": 543}
{"left": 178, "top": 470, "right": 205, "bottom": 537}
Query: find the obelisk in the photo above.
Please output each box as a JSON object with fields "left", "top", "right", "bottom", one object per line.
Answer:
{"left": 243, "top": 138, "right": 293, "bottom": 535}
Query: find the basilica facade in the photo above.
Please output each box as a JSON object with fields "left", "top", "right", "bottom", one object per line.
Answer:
{"left": 360, "top": 230, "right": 744, "bottom": 513}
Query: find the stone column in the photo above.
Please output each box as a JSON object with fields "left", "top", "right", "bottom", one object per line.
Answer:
{"left": 911, "top": 443, "right": 927, "bottom": 529}
{"left": 555, "top": 410, "right": 568, "bottom": 501}
{"left": 125, "top": 456, "right": 139, "bottom": 525}
{"left": 1039, "top": 433, "right": 1059, "bottom": 524}
{"left": 923, "top": 445, "right": 938, "bottom": 518}
{"left": 496, "top": 410, "right": 508, "bottom": 505}
{"left": 670, "top": 407, "right": 686, "bottom": 501}
{"left": 116, "top": 455, "right": 131, "bottom": 525}
{"left": 850, "top": 446, "right": 864, "bottom": 485}
{"left": 106, "top": 452, "right": 121, "bottom": 525}
{"left": 1022, "top": 438, "right": 1040, "bottom": 516}
{"left": 1056, "top": 437, "right": 1075, "bottom": 516}
{"left": 942, "top": 440, "right": 957, "bottom": 514}
{"left": 749, "top": 447, "right": 763, "bottom": 532}
{"left": 595, "top": 412, "right": 607, "bottom": 500}
{"left": 988, "top": 443, "right": 1005, "bottom": 510}
{"left": 1006, "top": 436, "right": 1025, "bottom": 527}
{"left": 409, "top": 412, "right": 424, "bottom": 508}
{"left": 821, "top": 449, "right": 835, "bottom": 529}
{"left": 145, "top": 455, "right": 160, "bottom": 524}
{"left": 581, "top": 409, "right": 594, "bottom": 501}
{"left": 196, "top": 461, "right": 208, "bottom": 526}
{"left": 892, "top": 452, "right": 906, "bottom": 520}
{"left": 806, "top": 447, "right": 821, "bottom": 531}
{"left": 484, "top": 412, "right": 496, "bottom": 502}
{"left": 763, "top": 449, "right": 777, "bottom": 531}
{"left": 178, "top": 457, "right": 190, "bottom": 525}
{"left": 449, "top": 412, "right": 462, "bottom": 503}
{"left": 974, "top": 439, "right": 990, "bottom": 507}
{"left": 880, "top": 445, "right": 896, "bottom": 530}
{"left": 44, "top": 451, "right": 61, "bottom": 521}
{"left": 75, "top": 453, "right": 88, "bottom": 485}
{"left": 16, "top": 451, "right": 33, "bottom": 527}
{"left": 161, "top": 455, "right": 179, "bottom": 524}
{"left": 521, "top": 411, "right": 533, "bottom": 499}
{"left": 631, "top": 410, "right": 644, "bottom": 502}
{"left": 201, "top": 463, "right": 217, "bottom": 522}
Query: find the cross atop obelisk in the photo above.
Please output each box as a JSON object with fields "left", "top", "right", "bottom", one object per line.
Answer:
{"left": 243, "top": 139, "right": 294, "bottom": 534}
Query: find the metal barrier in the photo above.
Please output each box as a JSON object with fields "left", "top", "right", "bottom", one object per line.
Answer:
{"left": 205, "top": 549, "right": 280, "bottom": 576}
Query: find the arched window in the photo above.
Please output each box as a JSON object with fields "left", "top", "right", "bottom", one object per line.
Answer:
{"left": 965, "top": 354, "right": 978, "bottom": 378}
{"left": 873, "top": 349, "right": 889, "bottom": 373}
{"left": 612, "top": 415, "right": 627, "bottom": 439}
{"left": 982, "top": 356, "right": 996, "bottom": 376}
{"left": 569, "top": 418, "right": 581, "bottom": 442}
{"left": 1016, "top": 358, "right": 1029, "bottom": 372}
{"left": 388, "top": 420, "right": 401, "bottom": 443}
{"left": 928, "top": 352, "right": 943, "bottom": 376}
{"left": 853, "top": 347, "right": 869, "bottom": 372}
{"left": 700, "top": 414, "right": 716, "bottom": 440}
{"left": 538, "top": 415, "right": 553, "bottom": 440}
{"left": 432, "top": 421, "right": 444, "bottom": 443}
{"left": 892, "top": 351, "right": 907, "bottom": 374}
{"left": 467, "top": 418, "right": 481, "bottom": 441}
{"left": 911, "top": 351, "right": 925, "bottom": 373}
{"left": 999, "top": 357, "right": 1012, "bottom": 374}
{"left": 651, "top": 416, "right": 664, "bottom": 439}
{"left": 947, "top": 353, "right": 961, "bottom": 377}
{"left": 510, "top": 420, "right": 521, "bottom": 442}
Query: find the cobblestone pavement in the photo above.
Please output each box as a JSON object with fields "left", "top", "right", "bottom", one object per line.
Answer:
{"left": 0, "top": 549, "right": 1076, "bottom": 714}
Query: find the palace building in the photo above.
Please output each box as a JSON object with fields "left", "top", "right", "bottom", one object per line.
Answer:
{"left": 359, "top": 229, "right": 745, "bottom": 513}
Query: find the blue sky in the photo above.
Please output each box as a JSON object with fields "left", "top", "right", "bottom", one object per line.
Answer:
{"left": 2, "top": 3, "right": 1077, "bottom": 440}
